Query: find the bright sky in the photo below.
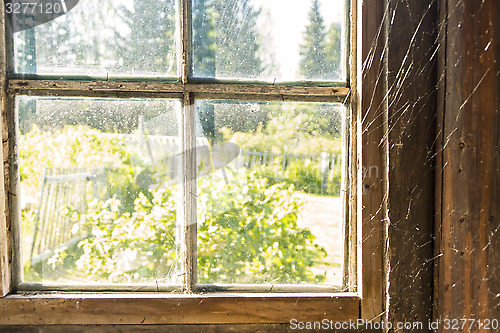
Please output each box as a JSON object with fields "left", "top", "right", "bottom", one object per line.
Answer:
{"left": 251, "top": 0, "right": 346, "bottom": 80}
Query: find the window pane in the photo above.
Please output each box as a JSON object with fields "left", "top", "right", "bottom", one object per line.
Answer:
{"left": 18, "top": 97, "right": 182, "bottom": 285}
{"left": 14, "top": 0, "right": 178, "bottom": 77}
{"left": 195, "top": 100, "right": 345, "bottom": 286}
{"left": 192, "top": 0, "right": 346, "bottom": 81}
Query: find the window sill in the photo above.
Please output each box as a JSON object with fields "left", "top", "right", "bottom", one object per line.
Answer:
{"left": 0, "top": 293, "right": 360, "bottom": 325}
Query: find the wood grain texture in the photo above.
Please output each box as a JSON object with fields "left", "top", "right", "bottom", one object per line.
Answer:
{"left": 8, "top": 80, "right": 349, "bottom": 100}
{"left": 385, "top": 0, "right": 437, "bottom": 330}
{"left": 0, "top": 325, "right": 382, "bottom": 333}
{"left": 0, "top": 0, "right": 11, "bottom": 297}
{"left": 347, "top": 0, "right": 359, "bottom": 294}
{"left": 181, "top": 93, "right": 197, "bottom": 291}
{"left": 434, "top": 0, "right": 447, "bottom": 324}
{"left": 436, "top": 0, "right": 500, "bottom": 331}
{"left": 359, "top": 0, "right": 385, "bottom": 321}
{"left": 0, "top": 294, "right": 359, "bottom": 325}
{"left": 0, "top": 78, "right": 8, "bottom": 297}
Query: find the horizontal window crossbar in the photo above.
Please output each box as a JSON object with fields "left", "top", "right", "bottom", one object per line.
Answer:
{"left": 16, "top": 282, "right": 345, "bottom": 294}
{"left": 9, "top": 80, "right": 350, "bottom": 101}
{"left": 0, "top": 293, "right": 360, "bottom": 325}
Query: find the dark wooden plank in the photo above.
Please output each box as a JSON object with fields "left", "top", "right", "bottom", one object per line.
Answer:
{"left": 469, "top": 0, "right": 493, "bottom": 324}
{"left": 436, "top": 0, "right": 500, "bottom": 330}
{"left": 0, "top": 324, "right": 382, "bottom": 333}
{"left": 434, "top": 0, "right": 448, "bottom": 324}
{"left": 489, "top": 0, "right": 500, "bottom": 323}
{"left": 385, "top": 0, "right": 437, "bottom": 329}
{"left": 359, "top": 0, "right": 385, "bottom": 320}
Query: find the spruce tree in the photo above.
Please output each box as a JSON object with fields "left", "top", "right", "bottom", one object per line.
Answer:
{"left": 193, "top": 0, "right": 216, "bottom": 77}
{"left": 326, "top": 22, "right": 342, "bottom": 80}
{"left": 33, "top": 1, "right": 129, "bottom": 73}
{"left": 213, "top": 0, "right": 262, "bottom": 78}
{"left": 122, "top": 0, "right": 176, "bottom": 75}
{"left": 193, "top": 0, "right": 263, "bottom": 78}
{"left": 299, "top": 0, "right": 330, "bottom": 80}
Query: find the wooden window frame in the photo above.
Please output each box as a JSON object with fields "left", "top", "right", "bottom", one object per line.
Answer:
{"left": 0, "top": 0, "right": 387, "bottom": 325}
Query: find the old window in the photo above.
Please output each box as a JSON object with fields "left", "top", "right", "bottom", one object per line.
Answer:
{"left": 0, "top": 0, "right": 386, "bottom": 326}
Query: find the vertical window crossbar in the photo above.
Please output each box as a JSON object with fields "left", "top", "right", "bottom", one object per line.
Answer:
{"left": 179, "top": 0, "right": 196, "bottom": 291}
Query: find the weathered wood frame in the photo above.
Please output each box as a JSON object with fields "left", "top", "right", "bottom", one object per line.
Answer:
{"left": 0, "top": 0, "right": 389, "bottom": 326}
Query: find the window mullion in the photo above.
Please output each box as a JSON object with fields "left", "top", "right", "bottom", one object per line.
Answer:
{"left": 179, "top": 0, "right": 196, "bottom": 292}
{"left": 180, "top": 0, "right": 192, "bottom": 83}
{"left": 180, "top": 92, "right": 197, "bottom": 292}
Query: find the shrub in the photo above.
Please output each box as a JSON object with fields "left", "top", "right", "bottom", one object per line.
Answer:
{"left": 65, "top": 172, "right": 327, "bottom": 284}
{"left": 197, "top": 171, "right": 327, "bottom": 284}
{"left": 20, "top": 125, "right": 328, "bottom": 284}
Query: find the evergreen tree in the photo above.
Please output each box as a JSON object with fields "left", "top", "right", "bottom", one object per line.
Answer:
{"left": 213, "top": 0, "right": 263, "bottom": 78}
{"left": 193, "top": 0, "right": 216, "bottom": 77}
{"left": 325, "top": 22, "right": 342, "bottom": 80}
{"left": 122, "top": 0, "right": 177, "bottom": 75}
{"left": 33, "top": 1, "right": 129, "bottom": 73}
{"left": 192, "top": 0, "right": 266, "bottom": 142}
{"left": 31, "top": 15, "right": 72, "bottom": 70}
{"left": 31, "top": 1, "right": 178, "bottom": 76}
{"left": 193, "top": 0, "right": 264, "bottom": 78}
{"left": 299, "top": 0, "right": 330, "bottom": 80}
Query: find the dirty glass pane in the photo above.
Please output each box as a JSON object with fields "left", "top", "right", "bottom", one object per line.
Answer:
{"left": 192, "top": 0, "right": 346, "bottom": 81}
{"left": 195, "top": 100, "right": 345, "bottom": 286}
{"left": 18, "top": 96, "right": 182, "bottom": 285}
{"left": 13, "top": 0, "right": 178, "bottom": 77}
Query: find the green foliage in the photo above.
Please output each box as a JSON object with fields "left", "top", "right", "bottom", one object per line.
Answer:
{"left": 74, "top": 191, "right": 179, "bottom": 282}
{"left": 19, "top": 124, "right": 150, "bottom": 215}
{"left": 71, "top": 171, "right": 326, "bottom": 283}
{"left": 193, "top": 0, "right": 265, "bottom": 78}
{"left": 326, "top": 22, "right": 343, "bottom": 79}
{"left": 193, "top": 0, "right": 217, "bottom": 77}
{"left": 299, "top": 0, "right": 343, "bottom": 80}
{"left": 197, "top": 172, "right": 327, "bottom": 283}
{"left": 20, "top": 125, "right": 328, "bottom": 284}
{"left": 19, "top": 125, "right": 129, "bottom": 199}
{"left": 29, "top": 0, "right": 130, "bottom": 71}
{"left": 67, "top": 171, "right": 326, "bottom": 284}
{"left": 253, "top": 159, "right": 341, "bottom": 197}
{"left": 230, "top": 103, "right": 342, "bottom": 155}
{"left": 19, "top": 0, "right": 177, "bottom": 77}
{"left": 285, "top": 160, "right": 323, "bottom": 195}
{"left": 220, "top": 102, "right": 343, "bottom": 197}
{"left": 213, "top": 0, "right": 263, "bottom": 77}
{"left": 299, "top": 0, "right": 329, "bottom": 79}
{"left": 122, "top": 0, "right": 177, "bottom": 75}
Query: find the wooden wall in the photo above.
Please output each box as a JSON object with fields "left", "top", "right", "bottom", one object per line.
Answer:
{"left": 386, "top": 0, "right": 437, "bottom": 329}
{"left": 435, "top": 0, "right": 500, "bottom": 331}
{"left": 360, "top": 0, "right": 438, "bottom": 327}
